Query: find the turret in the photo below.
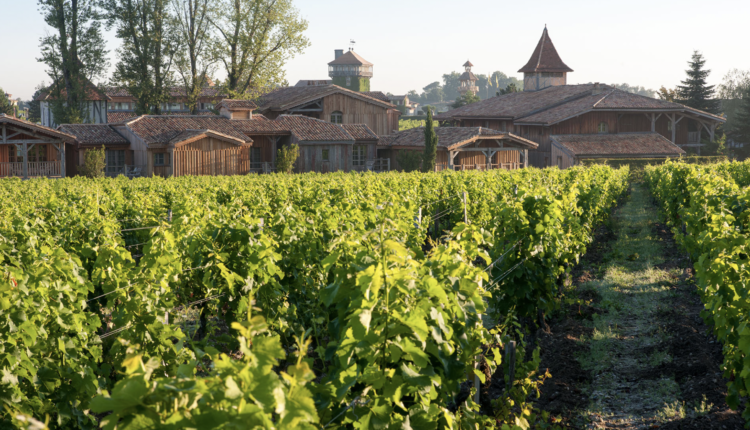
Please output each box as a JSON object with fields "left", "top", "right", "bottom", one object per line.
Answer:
{"left": 328, "top": 48, "right": 373, "bottom": 92}
{"left": 518, "top": 26, "right": 573, "bottom": 91}
{"left": 458, "top": 61, "right": 479, "bottom": 96}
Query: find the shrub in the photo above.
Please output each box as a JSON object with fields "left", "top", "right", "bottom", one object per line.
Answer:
{"left": 396, "top": 150, "right": 422, "bottom": 172}
{"left": 276, "top": 143, "right": 300, "bottom": 174}
{"left": 80, "top": 146, "right": 106, "bottom": 178}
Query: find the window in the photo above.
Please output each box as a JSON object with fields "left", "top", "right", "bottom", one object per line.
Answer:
{"left": 557, "top": 156, "right": 563, "bottom": 168}
{"left": 9, "top": 145, "right": 47, "bottom": 163}
{"left": 106, "top": 150, "right": 125, "bottom": 167}
{"left": 597, "top": 122, "right": 608, "bottom": 134}
{"left": 346, "top": 77, "right": 351, "bottom": 86}
{"left": 250, "top": 147, "right": 262, "bottom": 165}
{"left": 352, "top": 145, "right": 366, "bottom": 168}
{"left": 154, "top": 153, "right": 169, "bottom": 166}
{"left": 322, "top": 148, "right": 330, "bottom": 161}
{"left": 330, "top": 111, "right": 343, "bottom": 124}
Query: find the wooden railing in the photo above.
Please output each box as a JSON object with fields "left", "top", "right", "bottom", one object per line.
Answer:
{"left": 688, "top": 132, "right": 700, "bottom": 144}
{"left": 0, "top": 162, "right": 61, "bottom": 178}
{"left": 433, "top": 162, "right": 522, "bottom": 172}
{"left": 352, "top": 158, "right": 390, "bottom": 172}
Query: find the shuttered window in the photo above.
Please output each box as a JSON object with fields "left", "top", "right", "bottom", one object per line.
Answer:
{"left": 352, "top": 145, "right": 366, "bottom": 167}
{"left": 154, "top": 153, "right": 170, "bottom": 166}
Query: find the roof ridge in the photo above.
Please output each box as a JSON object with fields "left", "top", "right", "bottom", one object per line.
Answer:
{"left": 536, "top": 28, "right": 547, "bottom": 70}
{"left": 592, "top": 89, "right": 617, "bottom": 108}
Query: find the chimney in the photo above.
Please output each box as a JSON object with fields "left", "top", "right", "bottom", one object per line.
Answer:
{"left": 334, "top": 49, "right": 344, "bottom": 60}
{"left": 592, "top": 82, "right": 602, "bottom": 95}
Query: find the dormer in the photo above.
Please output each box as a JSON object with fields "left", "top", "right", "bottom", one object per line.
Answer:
{"left": 216, "top": 99, "right": 258, "bottom": 120}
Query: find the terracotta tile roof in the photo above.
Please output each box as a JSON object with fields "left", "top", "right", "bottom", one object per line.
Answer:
{"left": 36, "top": 77, "right": 110, "bottom": 102}
{"left": 125, "top": 116, "right": 254, "bottom": 145}
{"left": 515, "top": 88, "right": 727, "bottom": 125}
{"left": 463, "top": 61, "right": 474, "bottom": 67}
{"left": 253, "top": 113, "right": 269, "bottom": 121}
{"left": 105, "top": 86, "right": 227, "bottom": 98}
{"left": 215, "top": 99, "right": 258, "bottom": 111}
{"left": 57, "top": 124, "right": 129, "bottom": 146}
{"left": 341, "top": 124, "right": 378, "bottom": 141}
{"left": 518, "top": 27, "right": 573, "bottom": 73}
{"left": 390, "top": 95, "right": 407, "bottom": 101}
{"left": 378, "top": 126, "right": 538, "bottom": 150}
{"left": 256, "top": 85, "right": 395, "bottom": 112}
{"left": 363, "top": 91, "right": 390, "bottom": 102}
{"left": 0, "top": 113, "right": 76, "bottom": 141}
{"left": 435, "top": 84, "right": 600, "bottom": 120}
{"left": 328, "top": 50, "right": 373, "bottom": 66}
{"left": 274, "top": 115, "right": 354, "bottom": 142}
{"left": 107, "top": 112, "right": 141, "bottom": 123}
{"left": 551, "top": 133, "right": 686, "bottom": 157}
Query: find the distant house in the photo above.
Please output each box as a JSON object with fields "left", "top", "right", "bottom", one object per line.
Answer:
{"left": 389, "top": 95, "right": 419, "bottom": 116}
{"left": 36, "top": 76, "right": 109, "bottom": 128}
{"left": 435, "top": 27, "right": 725, "bottom": 167}
{"left": 255, "top": 84, "right": 400, "bottom": 136}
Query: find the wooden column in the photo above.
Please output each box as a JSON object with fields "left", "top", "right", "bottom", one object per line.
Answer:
{"left": 169, "top": 148, "right": 175, "bottom": 177}
{"left": 61, "top": 143, "right": 66, "bottom": 178}
{"left": 22, "top": 143, "right": 28, "bottom": 179}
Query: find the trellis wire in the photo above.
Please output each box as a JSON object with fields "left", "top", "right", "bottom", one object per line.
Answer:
{"left": 484, "top": 240, "right": 522, "bottom": 272}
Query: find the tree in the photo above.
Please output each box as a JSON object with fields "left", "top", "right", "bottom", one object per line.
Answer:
{"left": 210, "top": 0, "right": 309, "bottom": 97}
{"left": 451, "top": 92, "right": 480, "bottom": 109}
{"left": 657, "top": 86, "right": 677, "bottom": 102}
{"left": 37, "top": 0, "right": 109, "bottom": 124}
{"left": 276, "top": 143, "right": 299, "bottom": 173}
{"left": 80, "top": 146, "right": 106, "bottom": 178}
{"left": 422, "top": 109, "right": 437, "bottom": 172}
{"left": 497, "top": 83, "right": 520, "bottom": 96}
{"left": 676, "top": 51, "right": 719, "bottom": 114}
{"left": 172, "top": 0, "right": 215, "bottom": 114}
{"left": 100, "top": 0, "right": 179, "bottom": 115}
{"left": 0, "top": 89, "right": 13, "bottom": 116}
{"left": 718, "top": 69, "right": 750, "bottom": 141}
{"left": 730, "top": 85, "right": 750, "bottom": 158}
{"left": 27, "top": 83, "right": 45, "bottom": 123}
{"left": 612, "top": 83, "right": 656, "bottom": 98}
{"left": 421, "top": 105, "right": 435, "bottom": 115}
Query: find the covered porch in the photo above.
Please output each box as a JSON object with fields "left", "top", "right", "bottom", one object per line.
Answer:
{"left": 0, "top": 114, "right": 74, "bottom": 179}
{"left": 440, "top": 131, "right": 537, "bottom": 171}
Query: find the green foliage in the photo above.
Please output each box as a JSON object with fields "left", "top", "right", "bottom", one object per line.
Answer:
{"left": 497, "top": 83, "right": 520, "bottom": 96}
{"left": 676, "top": 50, "right": 720, "bottom": 114}
{"left": 729, "top": 86, "right": 750, "bottom": 157}
{"left": 421, "top": 104, "right": 435, "bottom": 115}
{"left": 80, "top": 146, "right": 107, "bottom": 178}
{"left": 581, "top": 156, "right": 727, "bottom": 171}
{"left": 422, "top": 109, "right": 437, "bottom": 172}
{"left": 645, "top": 160, "right": 750, "bottom": 425}
{"left": 399, "top": 118, "right": 424, "bottom": 131}
{"left": 332, "top": 76, "right": 370, "bottom": 92}
{"left": 657, "top": 86, "right": 678, "bottom": 102}
{"left": 276, "top": 143, "right": 299, "bottom": 173}
{"left": 396, "top": 149, "right": 422, "bottom": 172}
{"left": 452, "top": 91, "right": 481, "bottom": 109}
{"left": 0, "top": 88, "right": 13, "bottom": 115}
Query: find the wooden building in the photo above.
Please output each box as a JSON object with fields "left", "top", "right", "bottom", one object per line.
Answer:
{"left": 256, "top": 84, "right": 401, "bottom": 136}
{"left": 377, "top": 127, "right": 537, "bottom": 171}
{"left": 0, "top": 114, "right": 75, "bottom": 178}
{"left": 435, "top": 27, "right": 726, "bottom": 167}
{"left": 37, "top": 77, "right": 109, "bottom": 128}
{"left": 105, "top": 85, "right": 226, "bottom": 123}
{"left": 50, "top": 101, "right": 385, "bottom": 178}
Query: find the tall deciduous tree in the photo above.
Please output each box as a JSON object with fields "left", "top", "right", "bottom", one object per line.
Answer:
{"left": 211, "top": 0, "right": 309, "bottom": 97}
{"left": 677, "top": 51, "right": 719, "bottom": 114}
{"left": 100, "top": 0, "right": 178, "bottom": 114}
{"left": 657, "top": 86, "right": 677, "bottom": 102}
{"left": 730, "top": 86, "right": 750, "bottom": 155}
{"left": 172, "top": 0, "right": 215, "bottom": 114}
{"left": 37, "top": 0, "right": 109, "bottom": 124}
{"left": 718, "top": 69, "right": 750, "bottom": 141}
{"left": 422, "top": 109, "right": 437, "bottom": 172}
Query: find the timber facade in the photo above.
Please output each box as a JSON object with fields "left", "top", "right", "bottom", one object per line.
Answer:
{"left": 435, "top": 27, "right": 725, "bottom": 167}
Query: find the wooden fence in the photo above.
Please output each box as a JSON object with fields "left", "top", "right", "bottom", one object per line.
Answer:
{"left": 173, "top": 148, "right": 251, "bottom": 177}
{"left": 0, "top": 162, "right": 61, "bottom": 178}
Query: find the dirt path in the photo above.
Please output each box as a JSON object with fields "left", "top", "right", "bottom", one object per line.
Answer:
{"left": 535, "top": 183, "right": 744, "bottom": 429}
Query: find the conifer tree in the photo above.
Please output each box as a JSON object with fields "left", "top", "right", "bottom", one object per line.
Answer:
{"left": 676, "top": 51, "right": 719, "bottom": 114}
{"left": 422, "top": 109, "right": 438, "bottom": 172}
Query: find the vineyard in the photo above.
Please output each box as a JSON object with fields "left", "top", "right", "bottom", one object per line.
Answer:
{"left": 646, "top": 161, "right": 750, "bottom": 423}
{"left": 0, "top": 166, "right": 634, "bottom": 429}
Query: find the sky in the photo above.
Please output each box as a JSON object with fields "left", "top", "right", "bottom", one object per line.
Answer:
{"left": 2, "top": 0, "right": 749, "bottom": 100}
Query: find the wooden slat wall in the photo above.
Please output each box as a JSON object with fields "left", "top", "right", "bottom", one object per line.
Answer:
{"left": 550, "top": 143, "right": 574, "bottom": 169}
{"left": 172, "top": 137, "right": 250, "bottom": 177}
{"left": 323, "top": 94, "right": 394, "bottom": 136}
{"left": 297, "top": 144, "right": 351, "bottom": 173}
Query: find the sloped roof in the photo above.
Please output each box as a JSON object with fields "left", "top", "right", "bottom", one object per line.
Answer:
{"left": 215, "top": 99, "right": 258, "bottom": 111}
{"left": 294, "top": 79, "right": 332, "bottom": 87}
{"left": 256, "top": 85, "right": 395, "bottom": 112}
{"left": 341, "top": 124, "right": 378, "bottom": 141}
{"left": 275, "top": 115, "right": 354, "bottom": 142}
{"left": 551, "top": 133, "right": 686, "bottom": 157}
{"left": 108, "top": 111, "right": 218, "bottom": 124}
{"left": 36, "top": 76, "right": 110, "bottom": 102}
{"left": 378, "top": 126, "right": 538, "bottom": 150}
{"left": 463, "top": 61, "right": 474, "bottom": 67}
{"left": 459, "top": 71, "right": 478, "bottom": 82}
{"left": 328, "top": 50, "right": 373, "bottom": 66}
{"left": 518, "top": 27, "right": 573, "bottom": 73}
{"left": 57, "top": 124, "right": 129, "bottom": 146}
{"left": 0, "top": 113, "right": 75, "bottom": 141}
{"left": 435, "top": 84, "right": 601, "bottom": 120}
{"left": 124, "top": 116, "right": 254, "bottom": 145}
{"left": 363, "top": 91, "right": 390, "bottom": 102}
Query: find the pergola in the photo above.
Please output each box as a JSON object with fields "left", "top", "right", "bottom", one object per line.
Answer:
{"left": 0, "top": 114, "right": 74, "bottom": 178}
{"left": 446, "top": 132, "right": 538, "bottom": 170}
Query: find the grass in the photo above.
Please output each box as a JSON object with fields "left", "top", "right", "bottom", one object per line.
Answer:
{"left": 574, "top": 183, "right": 694, "bottom": 427}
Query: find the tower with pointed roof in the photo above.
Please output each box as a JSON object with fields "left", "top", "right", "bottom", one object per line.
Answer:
{"left": 518, "top": 26, "right": 573, "bottom": 92}
{"left": 328, "top": 48, "right": 373, "bottom": 92}
{"left": 458, "top": 61, "right": 479, "bottom": 96}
